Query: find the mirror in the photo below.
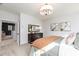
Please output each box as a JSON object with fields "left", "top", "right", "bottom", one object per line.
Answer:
{"left": 28, "top": 24, "right": 41, "bottom": 33}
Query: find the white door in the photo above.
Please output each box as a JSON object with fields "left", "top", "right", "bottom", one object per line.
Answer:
{"left": 16, "top": 22, "right": 20, "bottom": 45}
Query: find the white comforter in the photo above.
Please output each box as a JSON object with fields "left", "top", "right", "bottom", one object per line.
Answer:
{"left": 59, "top": 42, "right": 79, "bottom": 56}
{"left": 59, "top": 44, "right": 79, "bottom": 56}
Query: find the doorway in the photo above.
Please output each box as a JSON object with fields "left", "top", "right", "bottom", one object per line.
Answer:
{"left": 2, "top": 22, "right": 16, "bottom": 41}
{"left": 0, "top": 20, "right": 20, "bottom": 46}
{"left": 0, "top": 19, "right": 20, "bottom": 46}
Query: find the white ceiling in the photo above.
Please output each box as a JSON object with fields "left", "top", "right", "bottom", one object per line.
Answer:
{"left": 0, "top": 3, "right": 79, "bottom": 20}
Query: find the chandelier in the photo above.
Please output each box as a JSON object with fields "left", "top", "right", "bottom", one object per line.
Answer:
{"left": 40, "top": 3, "right": 53, "bottom": 16}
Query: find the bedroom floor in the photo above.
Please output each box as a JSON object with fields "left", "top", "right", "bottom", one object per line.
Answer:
{"left": 0, "top": 39, "right": 31, "bottom": 56}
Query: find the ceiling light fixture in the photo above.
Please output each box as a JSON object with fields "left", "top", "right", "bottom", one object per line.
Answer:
{"left": 40, "top": 3, "right": 53, "bottom": 16}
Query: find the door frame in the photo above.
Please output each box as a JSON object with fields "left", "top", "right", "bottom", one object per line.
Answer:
{"left": 0, "top": 20, "right": 20, "bottom": 45}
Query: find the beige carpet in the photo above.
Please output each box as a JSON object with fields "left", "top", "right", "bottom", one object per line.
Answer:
{"left": 0, "top": 39, "right": 31, "bottom": 56}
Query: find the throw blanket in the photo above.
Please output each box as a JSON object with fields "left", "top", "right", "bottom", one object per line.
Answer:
{"left": 31, "top": 36, "right": 63, "bottom": 49}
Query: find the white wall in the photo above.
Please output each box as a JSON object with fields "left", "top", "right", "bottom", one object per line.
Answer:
{"left": 43, "top": 13, "right": 79, "bottom": 37}
{"left": 0, "top": 10, "right": 19, "bottom": 22}
{"left": 0, "top": 10, "right": 19, "bottom": 43}
{"left": 20, "top": 13, "right": 43, "bottom": 44}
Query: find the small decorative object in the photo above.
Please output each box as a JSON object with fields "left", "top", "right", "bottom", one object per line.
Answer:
{"left": 50, "top": 22, "right": 71, "bottom": 31}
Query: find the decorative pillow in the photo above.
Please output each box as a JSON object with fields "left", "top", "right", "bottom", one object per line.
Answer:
{"left": 65, "top": 32, "right": 76, "bottom": 45}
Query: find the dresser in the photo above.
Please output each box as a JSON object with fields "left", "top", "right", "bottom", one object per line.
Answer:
{"left": 28, "top": 33, "right": 43, "bottom": 44}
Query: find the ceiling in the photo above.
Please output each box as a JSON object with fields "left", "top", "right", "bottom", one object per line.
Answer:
{"left": 0, "top": 3, "right": 79, "bottom": 20}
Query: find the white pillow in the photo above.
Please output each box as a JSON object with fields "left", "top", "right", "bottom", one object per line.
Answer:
{"left": 65, "top": 32, "right": 76, "bottom": 45}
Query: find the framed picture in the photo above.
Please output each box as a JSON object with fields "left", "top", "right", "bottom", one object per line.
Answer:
{"left": 50, "top": 22, "right": 71, "bottom": 31}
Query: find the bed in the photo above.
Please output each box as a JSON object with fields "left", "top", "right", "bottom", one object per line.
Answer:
{"left": 29, "top": 36, "right": 63, "bottom": 56}
{"left": 29, "top": 32, "right": 79, "bottom": 56}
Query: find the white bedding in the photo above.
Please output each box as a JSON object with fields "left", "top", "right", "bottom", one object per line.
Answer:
{"left": 30, "top": 40, "right": 79, "bottom": 56}
{"left": 59, "top": 43, "right": 79, "bottom": 56}
{"left": 30, "top": 32, "right": 79, "bottom": 56}
{"left": 34, "top": 40, "right": 79, "bottom": 56}
{"left": 59, "top": 38, "right": 79, "bottom": 56}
